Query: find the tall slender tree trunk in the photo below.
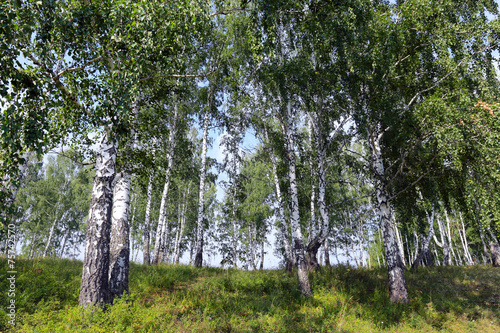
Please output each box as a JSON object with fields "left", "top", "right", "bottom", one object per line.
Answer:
{"left": 305, "top": 112, "right": 334, "bottom": 271}
{"left": 152, "top": 107, "right": 178, "bottom": 264}
{"left": 265, "top": 124, "right": 293, "bottom": 272}
{"left": 79, "top": 134, "right": 117, "bottom": 306}
{"left": 281, "top": 99, "right": 312, "bottom": 296}
{"left": 368, "top": 125, "right": 409, "bottom": 303}
{"left": 231, "top": 186, "right": 238, "bottom": 269}
{"left": 194, "top": 107, "right": 210, "bottom": 268}
{"left": 308, "top": 117, "right": 317, "bottom": 243}
{"left": 59, "top": 228, "right": 70, "bottom": 258}
{"left": 143, "top": 174, "right": 154, "bottom": 265}
{"left": 109, "top": 172, "right": 131, "bottom": 299}
{"left": 436, "top": 215, "right": 452, "bottom": 266}
{"left": 43, "top": 216, "right": 59, "bottom": 257}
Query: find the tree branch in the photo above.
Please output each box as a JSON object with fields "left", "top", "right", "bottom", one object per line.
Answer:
{"left": 56, "top": 56, "right": 104, "bottom": 78}
{"left": 139, "top": 68, "right": 217, "bottom": 82}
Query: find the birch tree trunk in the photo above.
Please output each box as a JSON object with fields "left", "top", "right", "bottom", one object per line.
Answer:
{"left": 109, "top": 171, "right": 131, "bottom": 299}
{"left": 412, "top": 207, "right": 435, "bottom": 269}
{"left": 458, "top": 212, "right": 474, "bottom": 265}
{"left": 305, "top": 112, "right": 332, "bottom": 271}
{"left": 368, "top": 125, "right": 409, "bottom": 303}
{"left": 43, "top": 216, "right": 59, "bottom": 258}
{"left": 79, "top": 134, "right": 117, "bottom": 306}
{"left": 265, "top": 124, "right": 293, "bottom": 272}
{"left": 436, "top": 215, "right": 452, "bottom": 266}
{"left": 282, "top": 99, "right": 312, "bottom": 296}
{"left": 324, "top": 240, "right": 331, "bottom": 267}
{"left": 231, "top": 186, "right": 238, "bottom": 269}
{"left": 152, "top": 107, "right": 178, "bottom": 264}
{"left": 174, "top": 184, "right": 189, "bottom": 264}
{"left": 195, "top": 108, "right": 210, "bottom": 267}
{"left": 143, "top": 174, "right": 153, "bottom": 265}
{"left": 59, "top": 228, "right": 70, "bottom": 258}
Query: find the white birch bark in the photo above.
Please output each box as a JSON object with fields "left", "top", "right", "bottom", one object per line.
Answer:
{"left": 436, "top": 215, "right": 452, "bottom": 265}
{"left": 458, "top": 212, "right": 474, "bottom": 265}
{"left": 174, "top": 186, "right": 189, "bottom": 264}
{"left": 43, "top": 212, "right": 61, "bottom": 258}
{"left": 109, "top": 171, "right": 131, "bottom": 298}
{"left": 395, "top": 221, "right": 406, "bottom": 266}
{"left": 194, "top": 108, "right": 210, "bottom": 267}
{"left": 143, "top": 173, "right": 154, "bottom": 265}
{"left": 411, "top": 207, "right": 435, "bottom": 269}
{"left": 59, "top": 227, "right": 70, "bottom": 258}
{"left": 308, "top": 117, "right": 317, "bottom": 242}
{"left": 152, "top": 107, "right": 178, "bottom": 264}
{"left": 368, "top": 125, "right": 409, "bottom": 303}
{"left": 231, "top": 186, "right": 238, "bottom": 268}
{"left": 282, "top": 99, "right": 312, "bottom": 296}
{"left": 79, "top": 134, "right": 117, "bottom": 306}
{"left": 265, "top": 124, "right": 293, "bottom": 271}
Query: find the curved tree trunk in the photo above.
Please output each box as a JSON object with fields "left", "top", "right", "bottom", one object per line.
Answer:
{"left": 109, "top": 172, "right": 131, "bottom": 299}
{"left": 79, "top": 134, "right": 117, "bottom": 306}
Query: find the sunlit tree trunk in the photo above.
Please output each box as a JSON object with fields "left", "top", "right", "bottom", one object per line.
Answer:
{"left": 79, "top": 134, "right": 117, "bottom": 306}
{"left": 368, "top": 125, "right": 409, "bottom": 303}
{"left": 152, "top": 107, "right": 178, "bottom": 264}
{"left": 282, "top": 99, "right": 312, "bottom": 296}
{"left": 143, "top": 174, "right": 153, "bottom": 265}
{"left": 43, "top": 212, "right": 60, "bottom": 257}
{"left": 305, "top": 112, "right": 332, "bottom": 271}
{"left": 195, "top": 107, "right": 210, "bottom": 268}
{"left": 174, "top": 185, "right": 189, "bottom": 264}
{"left": 109, "top": 172, "right": 131, "bottom": 299}
{"left": 265, "top": 124, "right": 293, "bottom": 272}
{"left": 231, "top": 186, "right": 238, "bottom": 269}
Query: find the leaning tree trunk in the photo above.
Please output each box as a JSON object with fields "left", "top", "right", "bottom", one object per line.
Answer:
{"left": 458, "top": 212, "right": 474, "bottom": 265}
{"left": 43, "top": 215, "right": 59, "bottom": 258}
{"left": 194, "top": 108, "right": 210, "bottom": 268}
{"left": 152, "top": 107, "right": 178, "bottom": 264}
{"left": 368, "top": 125, "right": 409, "bottom": 303}
{"left": 265, "top": 124, "right": 293, "bottom": 272}
{"left": 79, "top": 134, "right": 117, "bottom": 306}
{"left": 108, "top": 172, "right": 131, "bottom": 299}
{"left": 281, "top": 99, "right": 312, "bottom": 296}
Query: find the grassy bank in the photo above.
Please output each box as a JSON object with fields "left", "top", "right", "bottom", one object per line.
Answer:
{"left": 0, "top": 258, "right": 499, "bottom": 332}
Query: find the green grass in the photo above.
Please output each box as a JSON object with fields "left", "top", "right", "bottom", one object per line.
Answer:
{"left": 1, "top": 258, "right": 499, "bottom": 332}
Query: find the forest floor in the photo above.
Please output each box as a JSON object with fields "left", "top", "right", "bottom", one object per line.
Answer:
{"left": 0, "top": 258, "right": 499, "bottom": 332}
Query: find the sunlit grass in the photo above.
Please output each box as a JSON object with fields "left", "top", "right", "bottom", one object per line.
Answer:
{"left": 1, "top": 258, "right": 499, "bottom": 332}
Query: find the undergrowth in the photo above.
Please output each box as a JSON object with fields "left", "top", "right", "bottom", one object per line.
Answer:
{"left": 0, "top": 258, "right": 499, "bottom": 332}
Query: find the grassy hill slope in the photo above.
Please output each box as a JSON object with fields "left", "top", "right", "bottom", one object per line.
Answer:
{"left": 0, "top": 258, "right": 499, "bottom": 332}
